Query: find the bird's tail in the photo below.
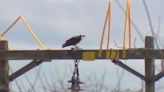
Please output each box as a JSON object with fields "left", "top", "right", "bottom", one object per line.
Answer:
{"left": 62, "top": 43, "right": 66, "bottom": 48}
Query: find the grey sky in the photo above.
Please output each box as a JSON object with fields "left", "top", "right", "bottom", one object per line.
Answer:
{"left": 0, "top": 0, "right": 164, "bottom": 91}
{"left": 0, "top": 0, "right": 164, "bottom": 49}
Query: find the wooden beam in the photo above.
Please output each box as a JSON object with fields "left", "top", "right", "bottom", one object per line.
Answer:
{"left": 112, "top": 60, "right": 146, "bottom": 80}
{"left": 9, "top": 60, "right": 45, "bottom": 81}
{"left": 0, "top": 49, "right": 164, "bottom": 60}
{"left": 154, "top": 71, "right": 164, "bottom": 82}
{"left": 0, "top": 41, "right": 9, "bottom": 92}
{"left": 145, "top": 36, "right": 155, "bottom": 92}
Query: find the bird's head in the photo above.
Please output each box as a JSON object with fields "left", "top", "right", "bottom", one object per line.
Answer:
{"left": 80, "top": 35, "right": 85, "bottom": 38}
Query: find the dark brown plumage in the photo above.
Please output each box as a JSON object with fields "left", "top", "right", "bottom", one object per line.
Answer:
{"left": 62, "top": 35, "right": 85, "bottom": 48}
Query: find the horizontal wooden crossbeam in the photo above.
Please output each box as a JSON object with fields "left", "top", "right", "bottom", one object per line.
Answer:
{"left": 0, "top": 49, "right": 164, "bottom": 60}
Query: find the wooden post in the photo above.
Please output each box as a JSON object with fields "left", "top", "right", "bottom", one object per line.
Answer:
{"left": 0, "top": 40, "right": 9, "bottom": 92}
{"left": 145, "top": 36, "right": 155, "bottom": 92}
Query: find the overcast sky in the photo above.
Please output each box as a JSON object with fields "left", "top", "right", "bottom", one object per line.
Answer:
{"left": 0, "top": 0, "right": 163, "bottom": 49}
{"left": 0, "top": 0, "right": 164, "bottom": 91}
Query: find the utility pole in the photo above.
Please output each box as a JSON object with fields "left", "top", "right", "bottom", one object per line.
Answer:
{"left": 0, "top": 36, "right": 162, "bottom": 92}
{"left": 145, "top": 36, "right": 155, "bottom": 92}
{"left": 0, "top": 40, "right": 9, "bottom": 92}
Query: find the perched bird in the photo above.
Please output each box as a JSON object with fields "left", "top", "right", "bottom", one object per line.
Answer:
{"left": 62, "top": 35, "right": 85, "bottom": 48}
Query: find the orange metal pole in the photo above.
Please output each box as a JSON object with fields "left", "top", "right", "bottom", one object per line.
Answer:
{"left": 0, "top": 16, "right": 46, "bottom": 50}
{"left": 123, "top": 0, "right": 131, "bottom": 58}
{"left": 99, "top": 0, "right": 111, "bottom": 57}
{"left": 1, "top": 17, "right": 20, "bottom": 37}
{"left": 20, "top": 16, "right": 46, "bottom": 49}
{"left": 128, "top": 0, "right": 131, "bottom": 48}
{"left": 122, "top": 1, "right": 129, "bottom": 58}
{"left": 107, "top": 0, "right": 111, "bottom": 51}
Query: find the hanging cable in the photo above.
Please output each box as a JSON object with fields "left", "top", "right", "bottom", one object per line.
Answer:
{"left": 99, "top": 0, "right": 111, "bottom": 57}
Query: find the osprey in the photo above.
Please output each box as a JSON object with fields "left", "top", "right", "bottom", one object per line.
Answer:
{"left": 62, "top": 35, "right": 85, "bottom": 48}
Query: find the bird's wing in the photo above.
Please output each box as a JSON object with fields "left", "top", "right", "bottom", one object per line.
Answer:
{"left": 65, "top": 37, "right": 76, "bottom": 45}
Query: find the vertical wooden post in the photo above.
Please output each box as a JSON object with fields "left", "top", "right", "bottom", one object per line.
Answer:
{"left": 145, "top": 36, "right": 155, "bottom": 92}
{"left": 0, "top": 40, "right": 9, "bottom": 92}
